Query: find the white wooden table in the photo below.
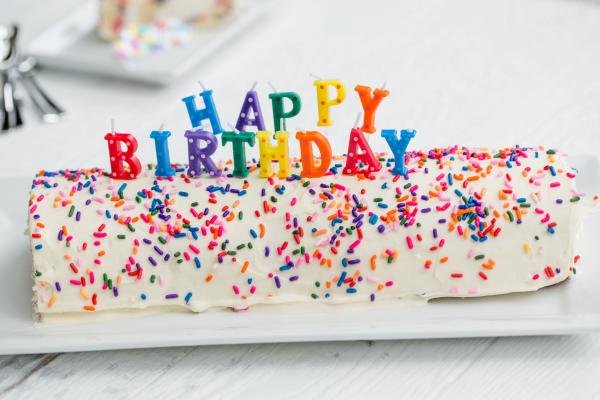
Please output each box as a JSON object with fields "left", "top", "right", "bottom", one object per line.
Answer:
{"left": 2, "top": 0, "right": 600, "bottom": 398}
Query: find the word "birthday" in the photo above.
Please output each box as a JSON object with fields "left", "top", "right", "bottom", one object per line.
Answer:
{"left": 104, "top": 80, "right": 416, "bottom": 181}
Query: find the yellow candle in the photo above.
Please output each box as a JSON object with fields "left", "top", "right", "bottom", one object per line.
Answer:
{"left": 257, "top": 131, "right": 290, "bottom": 178}
{"left": 314, "top": 80, "right": 346, "bottom": 126}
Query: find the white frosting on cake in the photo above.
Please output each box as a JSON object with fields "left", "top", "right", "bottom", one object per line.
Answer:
{"left": 29, "top": 147, "right": 582, "bottom": 319}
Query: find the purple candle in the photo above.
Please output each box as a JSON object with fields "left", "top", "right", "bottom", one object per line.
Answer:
{"left": 184, "top": 129, "right": 221, "bottom": 177}
{"left": 235, "top": 90, "right": 266, "bottom": 132}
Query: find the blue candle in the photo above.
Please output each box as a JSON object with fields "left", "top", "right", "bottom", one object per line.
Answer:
{"left": 381, "top": 129, "right": 416, "bottom": 175}
{"left": 150, "top": 130, "right": 175, "bottom": 177}
{"left": 181, "top": 89, "right": 223, "bottom": 134}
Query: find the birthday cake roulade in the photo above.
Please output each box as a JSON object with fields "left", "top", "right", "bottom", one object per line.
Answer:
{"left": 29, "top": 144, "right": 582, "bottom": 319}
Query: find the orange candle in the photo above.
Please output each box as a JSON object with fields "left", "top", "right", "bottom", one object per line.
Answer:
{"left": 355, "top": 84, "right": 389, "bottom": 133}
{"left": 296, "top": 130, "right": 332, "bottom": 177}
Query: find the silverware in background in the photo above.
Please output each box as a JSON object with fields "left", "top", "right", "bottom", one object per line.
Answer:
{"left": 0, "top": 24, "right": 23, "bottom": 132}
{"left": 18, "top": 56, "right": 65, "bottom": 124}
{"left": 1, "top": 24, "right": 65, "bottom": 133}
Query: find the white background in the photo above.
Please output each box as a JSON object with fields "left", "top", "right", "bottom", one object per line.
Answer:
{"left": 1, "top": 0, "right": 600, "bottom": 398}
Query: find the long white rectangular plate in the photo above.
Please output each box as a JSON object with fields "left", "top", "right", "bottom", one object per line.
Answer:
{"left": 1, "top": 155, "right": 599, "bottom": 355}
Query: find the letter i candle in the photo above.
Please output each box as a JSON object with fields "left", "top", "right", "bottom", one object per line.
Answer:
{"left": 28, "top": 78, "right": 586, "bottom": 320}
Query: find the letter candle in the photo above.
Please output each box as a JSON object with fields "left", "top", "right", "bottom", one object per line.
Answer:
{"left": 150, "top": 125, "right": 176, "bottom": 177}
{"left": 343, "top": 127, "right": 381, "bottom": 175}
{"left": 269, "top": 86, "right": 302, "bottom": 132}
{"left": 104, "top": 119, "right": 142, "bottom": 180}
{"left": 257, "top": 131, "right": 290, "bottom": 178}
{"left": 381, "top": 129, "right": 416, "bottom": 175}
{"left": 314, "top": 79, "right": 346, "bottom": 127}
{"left": 235, "top": 82, "right": 266, "bottom": 132}
{"left": 296, "top": 130, "right": 332, "bottom": 178}
{"left": 181, "top": 82, "right": 223, "bottom": 134}
{"left": 222, "top": 130, "right": 256, "bottom": 178}
{"left": 184, "top": 129, "right": 221, "bottom": 177}
{"left": 355, "top": 83, "right": 389, "bottom": 134}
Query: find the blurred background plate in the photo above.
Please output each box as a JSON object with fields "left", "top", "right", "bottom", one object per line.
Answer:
{"left": 26, "top": 0, "right": 269, "bottom": 85}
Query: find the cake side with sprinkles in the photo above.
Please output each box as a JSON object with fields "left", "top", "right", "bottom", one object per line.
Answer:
{"left": 28, "top": 146, "right": 583, "bottom": 320}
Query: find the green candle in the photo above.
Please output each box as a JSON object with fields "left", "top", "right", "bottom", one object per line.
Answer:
{"left": 221, "top": 131, "right": 256, "bottom": 178}
{"left": 268, "top": 91, "right": 302, "bottom": 132}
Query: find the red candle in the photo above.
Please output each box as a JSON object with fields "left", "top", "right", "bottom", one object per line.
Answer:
{"left": 343, "top": 128, "right": 381, "bottom": 175}
{"left": 104, "top": 132, "right": 142, "bottom": 180}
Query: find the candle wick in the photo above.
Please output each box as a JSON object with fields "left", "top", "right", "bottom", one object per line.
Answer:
{"left": 381, "top": 81, "right": 387, "bottom": 90}
{"left": 110, "top": 118, "right": 115, "bottom": 134}
{"left": 227, "top": 122, "right": 238, "bottom": 132}
{"left": 159, "top": 123, "right": 165, "bottom": 131}
{"left": 309, "top": 73, "right": 323, "bottom": 81}
{"left": 354, "top": 112, "right": 362, "bottom": 128}
{"left": 198, "top": 81, "right": 207, "bottom": 91}
{"left": 267, "top": 81, "right": 277, "bottom": 93}
{"left": 250, "top": 81, "right": 258, "bottom": 92}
